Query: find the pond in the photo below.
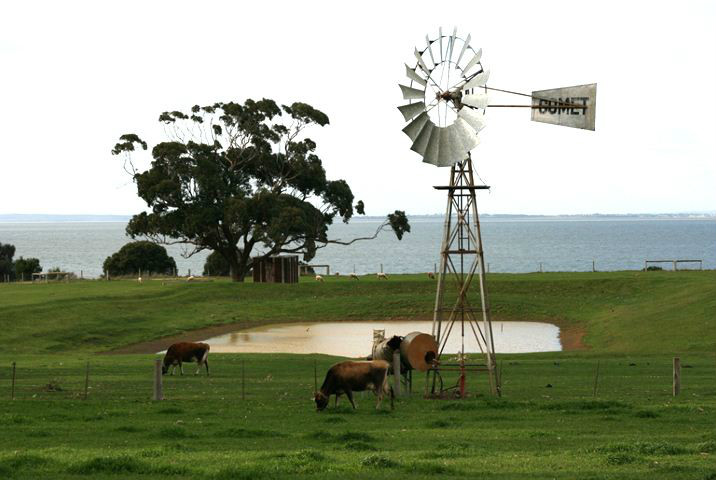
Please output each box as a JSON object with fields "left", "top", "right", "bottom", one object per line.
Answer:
{"left": 202, "top": 321, "right": 561, "bottom": 357}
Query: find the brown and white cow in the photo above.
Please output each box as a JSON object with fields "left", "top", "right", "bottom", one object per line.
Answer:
{"left": 162, "top": 342, "right": 210, "bottom": 376}
{"left": 314, "top": 360, "right": 393, "bottom": 411}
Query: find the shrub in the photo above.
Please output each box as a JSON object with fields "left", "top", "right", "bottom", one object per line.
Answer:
{"left": 103, "top": 241, "right": 176, "bottom": 276}
{"left": 14, "top": 257, "right": 41, "bottom": 280}
{"left": 203, "top": 251, "right": 230, "bottom": 276}
{"left": 0, "top": 243, "right": 16, "bottom": 281}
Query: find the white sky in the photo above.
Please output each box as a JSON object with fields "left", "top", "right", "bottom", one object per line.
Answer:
{"left": 1, "top": 0, "right": 714, "bottom": 216}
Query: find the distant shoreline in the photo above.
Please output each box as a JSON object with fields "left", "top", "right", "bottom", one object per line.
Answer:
{"left": 1, "top": 212, "right": 714, "bottom": 224}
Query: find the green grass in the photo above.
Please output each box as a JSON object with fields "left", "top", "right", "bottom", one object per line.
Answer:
{"left": 0, "top": 353, "right": 714, "bottom": 479}
{"left": 0, "top": 272, "right": 715, "bottom": 478}
{"left": 1, "top": 271, "right": 715, "bottom": 354}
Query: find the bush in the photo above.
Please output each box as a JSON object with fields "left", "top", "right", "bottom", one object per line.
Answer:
{"left": 203, "top": 251, "right": 230, "bottom": 276}
{"left": 14, "top": 257, "right": 41, "bottom": 280}
{"left": 0, "top": 243, "right": 15, "bottom": 281}
{"left": 103, "top": 241, "right": 176, "bottom": 276}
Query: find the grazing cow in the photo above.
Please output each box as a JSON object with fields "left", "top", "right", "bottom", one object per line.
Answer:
{"left": 315, "top": 275, "right": 324, "bottom": 282}
{"left": 349, "top": 273, "right": 359, "bottom": 280}
{"left": 377, "top": 272, "right": 388, "bottom": 280}
{"left": 162, "top": 342, "right": 210, "bottom": 376}
{"left": 427, "top": 272, "right": 435, "bottom": 279}
{"left": 314, "top": 360, "right": 393, "bottom": 411}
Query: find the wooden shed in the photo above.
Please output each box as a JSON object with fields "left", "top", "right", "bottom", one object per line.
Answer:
{"left": 252, "top": 255, "right": 299, "bottom": 284}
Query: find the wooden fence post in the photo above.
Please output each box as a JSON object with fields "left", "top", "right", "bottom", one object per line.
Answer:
{"left": 11, "top": 362, "right": 16, "bottom": 400}
{"left": 673, "top": 357, "right": 681, "bottom": 396}
{"left": 393, "top": 351, "right": 401, "bottom": 397}
{"left": 242, "top": 360, "right": 246, "bottom": 400}
{"left": 313, "top": 359, "right": 317, "bottom": 394}
{"left": 153, "top": 358, "right": 163, "bottom": 401}
{"left": 592, "top": 360, "right": 600, "bottom": 397}
{"left": 83, "top": 361, "right": 90, "bottom": 400}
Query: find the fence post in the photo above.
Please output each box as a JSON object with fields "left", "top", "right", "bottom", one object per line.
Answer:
{"left": 673, "top": 357, "right": 681, "bottom": 396}
{"left": 11, "top": 362, "right": 16, "bottom": 400}
{"left": 242, "top": 360, "right": 246, "bottom": 400}
{"left": 83, "top": 361, "right": 90, "bottom": 400}
{"left": 539, "top": 263, "right": 543, "bottom": 273}
{"left": 153, "top": 358, "right": 163, "bottom": 401}
{"left": 380, "top": 264, "right": 383, "bottom": 274}
{"left": 393, "top": 351, "right": 401, "bottom": 397}
{"left": 592, "top": 260, "right": 596, "bottom": 272}
{"left": 592, "top": 360, "right": 600, "bottom": 397}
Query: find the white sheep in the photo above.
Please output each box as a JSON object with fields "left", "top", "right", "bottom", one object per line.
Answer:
{"left": 315, "top": 275, "right": 324, "bottom": 282}
{"left": 377, "top": 272, "right": 388, "bottom": 280}
{"left": 187, "top": 275, "right": 195, "bottom": 282}
{"left": 137, "top": 276, "right": 143, "bottom": 283}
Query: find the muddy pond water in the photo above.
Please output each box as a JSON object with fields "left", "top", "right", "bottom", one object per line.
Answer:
{"left": 202, "top": 321, "right": 561, "bottom": 357}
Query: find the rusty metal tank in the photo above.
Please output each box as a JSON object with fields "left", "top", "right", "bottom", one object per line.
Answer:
{"left": 399, "top": 331, "right": 438, "bottom": 372}
{"left": 370, "top": 332, "right": 438, "bottom": 372}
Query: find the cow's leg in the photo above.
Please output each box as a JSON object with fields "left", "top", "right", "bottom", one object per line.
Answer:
{"left": 204, "top": 358, "right": 210, "bottom": 376}
{"left": 375, "top": 386, "right": 384, "bottom": 409}
{"left": 345, "top": 389, "right": 356, "bottom": 409}
{"left": 334, "top": 393, "right": 340, "bottom": 407}
{"left": 170, "top": 364, "right": 176, "bottom": 375}
{"left": 195, "top": 363, "right": 201, "bottom": 375}
{"left": 179, "top": 362, "right": 184, "bottom": 375}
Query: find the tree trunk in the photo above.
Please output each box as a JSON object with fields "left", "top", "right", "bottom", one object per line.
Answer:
{"left": 226, "top": 248, "right": 248, "bottom": 282}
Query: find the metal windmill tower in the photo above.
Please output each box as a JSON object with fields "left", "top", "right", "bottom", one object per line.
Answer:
{"left": 398, "top": 28, "right": 596, "bottom": 397}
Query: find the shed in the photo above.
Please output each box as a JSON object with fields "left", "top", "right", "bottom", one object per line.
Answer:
{"left": 252, "top": 255, "right": 299, "bottom": 284}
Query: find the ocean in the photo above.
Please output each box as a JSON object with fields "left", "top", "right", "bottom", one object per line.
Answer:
{"left": 0, "top": 216, "right": 714, "bottom": 278}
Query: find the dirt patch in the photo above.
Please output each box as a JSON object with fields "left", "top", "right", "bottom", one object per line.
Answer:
{"left": 558, "top": 324, "right": 588, "bottom": 351}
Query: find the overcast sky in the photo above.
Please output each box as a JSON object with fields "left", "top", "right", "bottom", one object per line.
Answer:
{"left": 1, "top": 0, "right": 714, "bottom": 216}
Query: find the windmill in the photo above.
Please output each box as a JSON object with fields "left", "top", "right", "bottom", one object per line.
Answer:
{"left": 398, "top": 28, "right": 596, "bottom": 397}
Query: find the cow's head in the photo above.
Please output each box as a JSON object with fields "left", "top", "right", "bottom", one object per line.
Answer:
{"left": 314, "top": 392, "right": 329, "bottom": 411}
{"left": 161, "top": 361, "right": 169, "bottom": 375}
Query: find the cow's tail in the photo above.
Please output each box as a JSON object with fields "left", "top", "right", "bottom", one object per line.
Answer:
{"left": 389, "top": 384, "right": 394, "bottom": 410}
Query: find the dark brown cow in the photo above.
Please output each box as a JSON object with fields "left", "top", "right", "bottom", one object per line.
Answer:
{"left": 314, "top": 360, "right": 393, "bottom": 411}
{"left": 162, "top": 342, "right": 210, "bottom": 376}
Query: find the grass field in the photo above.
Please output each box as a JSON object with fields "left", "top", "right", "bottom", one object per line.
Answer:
{"left": 1, "top": 272, "right": 715, "bottom": 479}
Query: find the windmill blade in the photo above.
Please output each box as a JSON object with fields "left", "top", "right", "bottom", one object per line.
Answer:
{"left": 462, "top": 93, "right": 489, "bottom": 109}
{"left": 404, "top": 64, "right": 427, "bottom": 87}
{"left": 398, "top": 102, "right": 426, "bottom": 122}
{"left": 425, "top": 35, "right": 436, "bottom": 66}
{"left": 399, "top": 84, "right": 425, "bottom": 100}
{"left": 462, "top": 48, "right": 482, "bottom": 75}
{"left": 453, "top": 117, "right": 480, "bottom": 152}
{"left": 447, "top": 27, "right": 457, "bottom": 62}
{"left": 423, "top": 126, "right": 441, "bottom": 166}
{"left": 439, "top": 27, "right": 443, "bottom": 62}
{"left": 413, "top": 48, "right": 430, "bottom": 75}
{"left": 438, "top": 125, "right": 461, "bottom": 167}
{"left": 458, "top": 107, "right": 487, "bottom": 132}
{"left": 455, "top": 33, "right": 471, "bottom": 68}
{"left": 463, "top": 70, "right": 490, "bottom": 89}
{"left": 402, "top": 111, "right": 429, "bottom": 141}
{"left": 410, "top": 119, "right": 435, "bottom": 156}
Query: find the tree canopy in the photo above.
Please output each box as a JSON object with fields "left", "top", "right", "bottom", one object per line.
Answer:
{"left": 113, "top": 98, "right": 409, "bottom": 281}
{"left": 103, "top": 241, "right": 177, "bottom": 276}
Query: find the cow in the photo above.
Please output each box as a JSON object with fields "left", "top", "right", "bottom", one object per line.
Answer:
{"left": 315, "top": 275, "right": 324, "bottom": 282}
{"left": 162, "top": 342, "right": 210, "bottom": 376}
{"left": 427, "top": 272, "right": 435, "bottom": 279}
{"left": 377, "top": 272, "right": 388, "bottom": 280}
{"left": 314, "top": 360, "right": 393, "bottom": 411}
